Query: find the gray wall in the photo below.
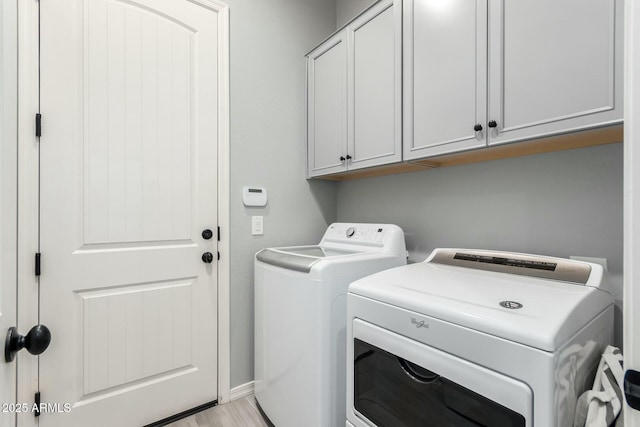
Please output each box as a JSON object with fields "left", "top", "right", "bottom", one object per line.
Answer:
{"left": 336, "top": 143, "right": 624, "bottom": 346}
{"left": 226, "top": 0, "right": 624, "bottom": 388}
{"left": 336, "top": 0, "right": 374, "bottom": 27}
{"left": 226, "top": 0, "right": 337, "bottom": 388}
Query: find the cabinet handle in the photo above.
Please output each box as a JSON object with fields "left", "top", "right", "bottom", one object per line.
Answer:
{"left": 346, "top": 154, "right": 352, "bottom": 160}
{"left": 340, "top": 156, "right": 346, "bottom": 162}
{"left": 474, "top": 124, "right": 483, "bottom": 132}
{"left": 488, "top": 120, "right": 498, "bottom": 128}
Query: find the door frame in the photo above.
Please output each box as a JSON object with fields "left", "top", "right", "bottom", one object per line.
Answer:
{"left": 625, "top": 0, "right": 640, "bottom": 424}
{"left": 14, "top": 1, "right": 231, "bottom": 425}
{"left": 1, "top": 0, "right": 19, "bottom": 419}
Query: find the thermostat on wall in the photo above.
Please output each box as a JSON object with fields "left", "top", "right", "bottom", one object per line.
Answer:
{"left": 243, "top": 186, "right": 267, "bottom": 207}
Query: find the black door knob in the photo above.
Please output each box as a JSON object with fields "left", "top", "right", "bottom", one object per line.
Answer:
{"left": 346, "top": 154, "right": 352, "bottom": 160}
{"left": 202, "top": 229, "right": 213, "bottom": 240}
{"left": 202, "top": 252, "right": 214, "bottom": 264}
{"left": 488, "top": 120, "right": 498, "bottom": 128}
{"left": 474, "top": 124, "right": 483, "bottom": 132}
{"left": 5, "top": 324, "right": 51, "bottom": 363}
{"left": 339, "top": 156, "right": 346, "bottom": 162}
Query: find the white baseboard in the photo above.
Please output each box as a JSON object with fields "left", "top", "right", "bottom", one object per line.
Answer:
{"left": 229, "top": 381, "right": 254, "bottom": 401}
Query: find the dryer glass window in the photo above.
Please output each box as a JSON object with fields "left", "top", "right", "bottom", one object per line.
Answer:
{"left": 353, "top": 339, "right": 526, "bottom": 427}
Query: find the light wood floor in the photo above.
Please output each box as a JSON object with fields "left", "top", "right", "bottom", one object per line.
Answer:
{"left": 166, "top": 396, "right": 271, "bottom": 427}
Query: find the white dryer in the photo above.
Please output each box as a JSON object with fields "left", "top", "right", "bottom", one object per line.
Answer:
{"left": 346, "top": 248, "right": 613, "bottom": 427}
{"left": 254, "top": 223, "right": 406, "bottom": 427}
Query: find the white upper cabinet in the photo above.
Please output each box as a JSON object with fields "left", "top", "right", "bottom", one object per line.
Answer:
{"left": 404, "top": 0, "right": 623, "bottom": 160}
{"left": 307, "top": 32, "right": 348, "bottom": 177}
{"left": 404, "top": 0, "right": 488, "bottom": 159}
{"left": 347, "top": 0, "right": 402, "bottom": 170}
{"left": 307, "top": 0, "right": 401, "bottom": 177}
{"left": 488, "top": 0, "right": 623, "bottom": 146}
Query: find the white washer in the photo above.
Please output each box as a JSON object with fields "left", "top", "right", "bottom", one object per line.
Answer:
{"left": 254, "top": 223, "right": 407, "bottom": 427}
{"left": 346, "top": 248, "right": 614, "bottom": 427}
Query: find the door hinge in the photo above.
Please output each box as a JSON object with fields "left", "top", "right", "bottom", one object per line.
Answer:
{"left": 35, "top": 253, "right": 41, "bottom": 276}
{"left": 217, "top": 226, "right": 220, "bottom": 241}
{"left": 217, "top": 252, "right": 220, "bottom": 261}
{"left": 35, "top": 113, "right": 42, "bottom": 138}
{"left": 34, "top": 391, "right": 41, "bottom": 417}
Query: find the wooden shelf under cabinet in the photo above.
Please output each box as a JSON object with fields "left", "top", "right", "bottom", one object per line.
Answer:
{"left": 314, "top": 125, "right": 623, "bottom": 181}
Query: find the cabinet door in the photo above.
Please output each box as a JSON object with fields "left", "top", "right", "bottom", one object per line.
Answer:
{"left": 307, "top": 32, "right": 348, "bottom": 177}
{"left": 403, "top": 0, "right": 487, "bottom": 160}
{"left": 487, "top": 0, "right": 623, "bottom": 146}
{"left": 347, "top": 0, "right": 401, "bottom": 170}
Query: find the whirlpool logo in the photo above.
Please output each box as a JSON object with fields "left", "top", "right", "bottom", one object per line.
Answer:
{"left": 410, "top": 317, "right": 429, "bottom": 329}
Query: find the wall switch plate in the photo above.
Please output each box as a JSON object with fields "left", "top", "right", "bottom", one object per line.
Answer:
{"left": 252, "top": 216, "right": 264, "bottom": 236}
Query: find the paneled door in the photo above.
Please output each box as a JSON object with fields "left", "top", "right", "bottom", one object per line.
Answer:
{"left": 347, "top": 0, "right": 401, "bottom": 171}
{"left": 403, "top": 0, "right": 487, "bottom": 160}
{"left": 486, "top": 0, "right": 623, "bottom": 146}
{"left": 38, "top": 0, "right": 222, "bottom": 425}
{"left": 307, "top": 32, "right": 348, "bottom": 177}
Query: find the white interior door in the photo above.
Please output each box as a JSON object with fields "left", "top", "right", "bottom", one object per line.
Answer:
{"left": 38, "top": 0, "right": 221, "bottom": 425}
{"left": 0, "top": 0, "right": 18, "bottom": 425}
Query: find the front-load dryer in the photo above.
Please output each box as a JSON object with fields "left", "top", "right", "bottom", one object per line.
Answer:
{"left": 346, "top": 248, "right": 613, "bottom": 427}
{"left": 254, "top": 223, "right": 406, "bottom": 427}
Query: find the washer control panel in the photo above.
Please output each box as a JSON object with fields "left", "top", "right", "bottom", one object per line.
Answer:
{"left": 324, "top": 223, "right": 389, "bottom": 245}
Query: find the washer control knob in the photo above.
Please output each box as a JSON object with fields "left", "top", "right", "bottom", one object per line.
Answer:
{"left": 346, "top": 227, "right": 356, "bottom": 238}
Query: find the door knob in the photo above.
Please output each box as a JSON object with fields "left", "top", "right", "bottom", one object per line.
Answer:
{"left": 5, "top": 324, "right": 51, "bottom": 363}
{"left": 202, "top": 229, "right": 214, "bottom": 240}
{"left": 202, "top": 252, "right": 214, "bottom": 264}
{"left": 339, "top": 156, "right": 346, "bottom": 162}
{"left": 346, "top": 154, "right": 352, "bottom": 160}
{"left": 488, "top": 120, "right": 498, "bottom": 128}
{"left": 474, "top": 124, "right": 483, "bottom": 132}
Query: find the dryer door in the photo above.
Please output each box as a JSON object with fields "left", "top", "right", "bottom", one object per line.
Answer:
{"left": 351, "top": 320, "right": 533, "bottom": 427}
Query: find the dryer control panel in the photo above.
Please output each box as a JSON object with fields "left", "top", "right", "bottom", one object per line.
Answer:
{"left": 428, "top": 248, "right": 593, "bottom": 285}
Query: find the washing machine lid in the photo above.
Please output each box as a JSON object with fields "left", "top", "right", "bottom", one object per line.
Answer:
{"left": 349, "top": 249, "right": 613, "bottom": 352}
{"left": 255, "top": 223, "right": 407, "bottom": 274}
{"left": 256, "top": 246, "right": 362, "bottom": 273}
